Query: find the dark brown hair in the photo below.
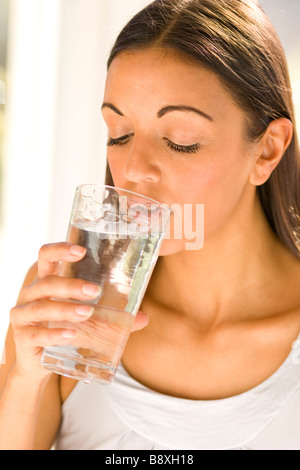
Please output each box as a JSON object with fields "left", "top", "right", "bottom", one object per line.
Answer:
{"left": 106, "top": 0, "right": 300, "bottom": 258}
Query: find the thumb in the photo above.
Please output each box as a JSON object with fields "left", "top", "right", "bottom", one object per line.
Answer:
{"left": 131, "top": 310, "right": 149, "bottom": 332}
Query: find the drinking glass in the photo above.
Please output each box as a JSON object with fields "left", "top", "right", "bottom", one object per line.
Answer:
{"left": 41, "top": 184, "right": 170, "bottom": 383}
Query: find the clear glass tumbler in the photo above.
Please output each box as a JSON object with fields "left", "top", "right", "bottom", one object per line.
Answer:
{"left": 41, "top": 184, "right": 170, "bottom": 384}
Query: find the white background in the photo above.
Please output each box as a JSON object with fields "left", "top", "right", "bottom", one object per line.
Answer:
{"left": 0, "top": 0, "right": 150, "bottom": 360}
{"left": 0, "top": 0, "right": 299, "bottom": 359}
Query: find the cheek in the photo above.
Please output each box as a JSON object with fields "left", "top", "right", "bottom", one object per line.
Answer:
{"left": 170, "top": 156, "right": 223, "bottom": 205}
{"left": 201, "top": 159, "right": 252, "bottom": 237}
{"left": 175, "top": 150, "right": 252, "bottom": 236}
{"left": 107, "top": 154, "right": 125, "bottom": 186}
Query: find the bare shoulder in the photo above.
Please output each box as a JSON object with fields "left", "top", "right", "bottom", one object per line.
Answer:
{"left": 266, "top": 250, "right": 300, "bottom": 343}
{"left": 60, "top": 376, "right": 78, "bottom": 402}
{"left": 282, "top": 251, "right": 300, "bottom": 318}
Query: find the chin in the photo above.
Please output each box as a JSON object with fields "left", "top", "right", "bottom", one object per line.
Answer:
{"left": 158, "top": 238, "right": 190, "bottom": 256}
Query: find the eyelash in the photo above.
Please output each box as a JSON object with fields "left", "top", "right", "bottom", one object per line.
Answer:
{"left": 107, "top": 135, "right": 132, "bottom": 147}
{"left": 107, "top": 135, "right": 200, "bottom": 154}
{"left": 164, "top": 139, "right": 200, "bottom": 154}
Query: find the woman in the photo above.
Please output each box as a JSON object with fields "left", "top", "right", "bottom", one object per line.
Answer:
{"left": 1, "top": 0, "right": 300, "bottom": 450}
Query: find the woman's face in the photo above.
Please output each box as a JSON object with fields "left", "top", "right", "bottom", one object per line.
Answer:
{"left": 102, "top": 48, "right": 259, "bottom": 255}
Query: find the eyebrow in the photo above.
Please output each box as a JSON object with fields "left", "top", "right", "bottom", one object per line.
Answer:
{"left": 101, "top": 102, "right": 124, "bottom": 116}
{"left": 157, "top": 105, "right": 214, "bottom": 121}
{"left": 101, "top": 102, "right": 214, "bottom": 122}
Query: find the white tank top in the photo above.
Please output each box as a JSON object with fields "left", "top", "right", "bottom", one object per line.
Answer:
{"left": 55, "top": 335, "right": 300, "bottom": 450}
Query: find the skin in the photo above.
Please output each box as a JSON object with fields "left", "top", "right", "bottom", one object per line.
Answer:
{"left": 103, "top": 48, "right": 300, "bottom": 398}
{"left": 1, "top": 47, "right": 300, "bottom": 449}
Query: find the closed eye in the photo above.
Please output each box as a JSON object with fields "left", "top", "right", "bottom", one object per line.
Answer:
{"left": 107, "top": 134, "right": 201, "bottom": 154}
{"left": 164, "top": 138, "right": 200, "bottom": 154}
{"left": 107, "top": 134, "right": 133, "bottom": 146}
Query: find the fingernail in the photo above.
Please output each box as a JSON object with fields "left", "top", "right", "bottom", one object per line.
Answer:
{"left": 75, "top": 305, "right": 94, "bottom": 317}
{"left": 82, "top": 284, "right": 101, "bottom": 297}
{"left": 69, "top": 245, "right": 86, "bottom": 256}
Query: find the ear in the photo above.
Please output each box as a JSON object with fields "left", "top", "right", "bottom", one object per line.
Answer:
{"left": 249, "top": 118, "right": 294, "bottom": 186}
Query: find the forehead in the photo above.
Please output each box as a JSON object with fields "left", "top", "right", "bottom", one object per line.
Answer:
{"left": 104, "top": 48, "right": 237, "bottom": 117}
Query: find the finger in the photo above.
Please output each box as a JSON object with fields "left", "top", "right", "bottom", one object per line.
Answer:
{"left": 18, "top": 275, "right": 101, "bottom": 305}
{"left": 131, "top": 310, "right": 149, "bottom": 332}
{"left": 10, "top": 299, "right": 94, "bottom": 327}
{"left": 15, "top": 324, "right": 78, "bottom": 351}
{"left": 38, "top": 242, "right": 86, "bottom": 278}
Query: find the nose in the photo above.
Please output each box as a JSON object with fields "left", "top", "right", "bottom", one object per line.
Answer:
{"left": 124, "top": 142, "right": 161, "bottom": 184}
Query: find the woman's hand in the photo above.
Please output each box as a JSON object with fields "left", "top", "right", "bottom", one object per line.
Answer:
{"left": 9, "top": 242, "right": 148, "bottom": 381}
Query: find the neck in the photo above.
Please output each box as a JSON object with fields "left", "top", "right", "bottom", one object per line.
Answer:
{"left": 149, "top": 191, "right": 290, "bottom": 329}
